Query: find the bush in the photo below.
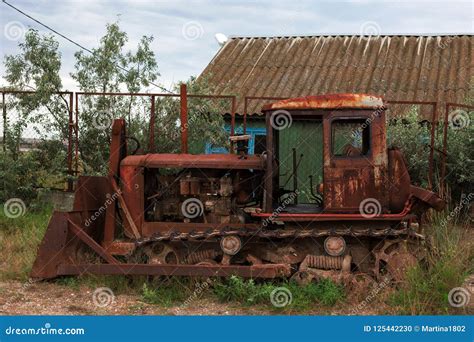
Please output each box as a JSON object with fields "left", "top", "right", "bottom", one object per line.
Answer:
{"left": 387, "top": 106, "right": 473, "bottom": 202}
{"left": 0, "top": 151, "right": 40, "bottom": 202}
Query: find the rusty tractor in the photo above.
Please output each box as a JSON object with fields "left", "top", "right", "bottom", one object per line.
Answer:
{"left": 31, "top": 88, "right": 445, "bottom": 285}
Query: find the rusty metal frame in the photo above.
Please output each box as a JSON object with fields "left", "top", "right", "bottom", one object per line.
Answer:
{"left": 75, "top": 88, "right": 237, "bottom": 170}
{"left": 57, "top": 263, "right": 291, "bottom": 278}
{"left": 67, "top": 212, "right": 290, "bottom": 278}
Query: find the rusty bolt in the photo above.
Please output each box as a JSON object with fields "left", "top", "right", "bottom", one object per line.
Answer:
{"left": 324, "top": 236, "right": 346, "bottom": 257}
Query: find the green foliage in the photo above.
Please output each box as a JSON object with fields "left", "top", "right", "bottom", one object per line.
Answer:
{"left": 2, "top": 28, "right": 70, "bottom": 201}
{"left": 69, "top": 21, "right": 227, "bottom": 174}
{"left": 387, "top": 106, "right": 473, "bottom": 201}
{"left": 0, "top": 204, "right": 52, "bottom": 280}
{"left": 0, "top": 140, "right": 68, "bottom": 202}
{"left": 294, "top": 278, "right": 346, "bottom": 307}
{"left": 213, "top": 276, "right": 345, "bottom": 310}
{"left": 141, "top": 281, "right": 189, "bottom": 307}
{"left": 3, "top": 28, "right": 69, "bottom": 158}
{"left": 387, "top": 108, "right": 432, "bottom": 188}
{"left": 0, "top": 151, "right": 40, "bottom": 202}
{"left": 70, "top": 21, "right": 159, "bottom": 174}
{"left": 389, "top": 215, "right": 472, "bottom": 314}
{"left": 213, "top": 275, "right": 274, "bottom": 305}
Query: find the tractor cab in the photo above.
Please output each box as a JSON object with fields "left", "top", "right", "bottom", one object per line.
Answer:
{"left": 261, "top": 94, "right": 389, "bottom": 214}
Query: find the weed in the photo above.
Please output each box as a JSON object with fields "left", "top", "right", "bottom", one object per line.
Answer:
{"left": 213, "top": 276, "right": 273, "bottom": 305}
{"left": 389, "top": 212, "right": 473, "bottom": 314}
{"left": 213, "top": 276, "right": 345, "bottom": 310}
{"left": 0, "top": 204, "right": 52, "bottom": 280}
{"left": 141, "top": 279, "right": 193, "bottom": 307}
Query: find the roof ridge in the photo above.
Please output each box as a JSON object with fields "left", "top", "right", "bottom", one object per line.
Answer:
{"left": 228, "top": 34, "right": 474, "bottom": 39}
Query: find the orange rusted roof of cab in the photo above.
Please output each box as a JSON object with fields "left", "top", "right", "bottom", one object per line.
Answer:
{"left": 262, "top": 93, "right": 384, "bottom": 111}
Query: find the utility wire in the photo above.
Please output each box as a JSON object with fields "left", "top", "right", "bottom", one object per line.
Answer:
{"left": 2, "top": 0, "right": 174, "bottom": 94}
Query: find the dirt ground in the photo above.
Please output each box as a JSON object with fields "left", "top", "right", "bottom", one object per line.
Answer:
{"left": 0, "top": 280, "right": 388, "bottom": 316}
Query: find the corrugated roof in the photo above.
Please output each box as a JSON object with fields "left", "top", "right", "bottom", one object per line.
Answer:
{"left": 201, "top": 35, "right": 473, "bottom": 118}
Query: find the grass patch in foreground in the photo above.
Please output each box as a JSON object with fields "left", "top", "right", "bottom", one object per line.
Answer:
{"left": 140, "top": 278, "right": 204, "bottom": 307}
{"left": 213, "top": 276, "right": 345, "bottom": 310}
{"left": 0, "top": 204, "right": 53, "bottom": 280}
{"left": 388, "top": 212, "right": 473, "bottom": 314}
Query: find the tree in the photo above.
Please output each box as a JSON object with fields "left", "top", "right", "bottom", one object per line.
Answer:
{"left": 2, "top": 20, "right": 230, "bottom": 195}
{"left": 71, "top": 21, "right": 161, "bottom": 174}
{"left": 71, "top": 21, "right": 227, "bottom": 173}
{"left": 2, "top": 29, "right": 69, "bottom": 199}
{"left": 3, "top": 28, "right": 69, "bottom": 159}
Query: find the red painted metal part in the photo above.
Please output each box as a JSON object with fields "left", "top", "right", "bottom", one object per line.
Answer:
{"left": 149, "top": 95, "right": 156, "bottom": 152}
{"left": 180, "top": 83, "right": 188, "bottom": 153}
{"left": 68, "top": 219, "right": 119, "bottom": 265}
{"left": 67, "top": 92, "right": 74, "bottom": 191}
{"left": 74, "top": 92, "right": 79, "bottom": 179}
{"left": 251, "top": 204, "right": 412, "bottom": 221}
{"left": 103, "top": 120, "right": 127, "bottom": 245}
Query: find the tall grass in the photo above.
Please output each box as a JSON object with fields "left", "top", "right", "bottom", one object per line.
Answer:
{"left": 0, "top": 204, "right": 52, "bottom": 280}
{"left": 389, "top": 210, "right": 473, "bottom": 314}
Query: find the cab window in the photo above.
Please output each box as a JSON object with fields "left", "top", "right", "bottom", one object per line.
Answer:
{"left": 331, "top": 119, "right": 370, "bottom": 156}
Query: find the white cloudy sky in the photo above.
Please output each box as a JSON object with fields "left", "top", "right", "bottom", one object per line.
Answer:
{"left": 0, "top": 0, "right": 472, "bottom": 92}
